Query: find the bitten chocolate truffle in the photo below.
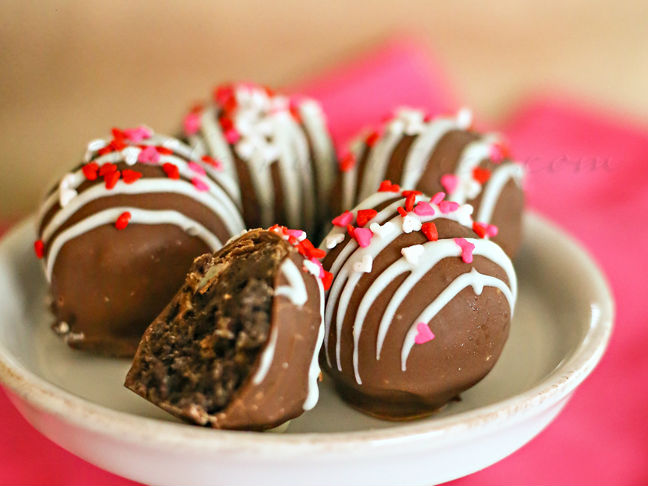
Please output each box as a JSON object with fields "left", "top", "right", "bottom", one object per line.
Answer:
{"left": 320, "top": 185, "right": 517, "bottom": 419}
{"left": 181, "top": 82, "right": 337, "bottom": 237}
{"left": 334, "top": 107, "right": 525, "bottom": 257}
{"left": 35, "top": 127, "right": 245, "bottom": 357}
{"left": 124, "top": 227, "right": 328, "bottom": 430}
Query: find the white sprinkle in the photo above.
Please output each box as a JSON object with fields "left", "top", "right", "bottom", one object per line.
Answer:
{"left": 325, "top": 233, "right": 345, "bottom": 249}
{"left": 402, "top": 214, "right": 422, "bottom": 233}
{"left": 303, "top": 259, "right": 321, "bottom": 278}
{"left": 456, "top": 107, "right": 473, "bottom": 129}
{"left": 370, "top": 221, "right": 398, "bottom": 239}
{"left": 352, "top": 254, "right": 373, "bottom": 273}
{"left": 87, "top": 138, "right": 107, "bottom": 152}
{"left": 59, "top": 188, "right": 77, "bottom": 208}
{"left": 121, "top": 146, "right": 140, "bottom": 166}
{"left": 64, "top": 331, "right": 85, "bottom": 343}
{"left": 53, "top": 321, "right": 69, "bottom": 335}
{"left": 59, "top": 173, "right": 76, "bottom": 189}
{"left": 235, "top": 138, "right": 256, "bottom": 160}
{"left": 401, "top": 244, "right": 425, "bottom": 266}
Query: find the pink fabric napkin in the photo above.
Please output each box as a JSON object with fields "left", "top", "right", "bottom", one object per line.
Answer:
{"left": 2, "top": 39, "right": 647, "bottom": 485}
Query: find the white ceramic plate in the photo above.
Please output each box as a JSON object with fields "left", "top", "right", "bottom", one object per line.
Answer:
{"left": 0, "top": 212, "right": 613, "bottom": 486}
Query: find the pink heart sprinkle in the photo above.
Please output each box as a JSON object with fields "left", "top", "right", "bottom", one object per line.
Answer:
{"left": 332, "top": 211, "right": 354, "bottom": 227}
{"left": 124, "top": 126, "right": 153, "bottom": 142}
{"left": 183, "top": 112, "right": 201, "bottom": 136}
{"left": 138, "top": 146, "right": 160, "bottom": 164}
{"left": 430, "top": 192, "right": 446, "bottom": 205}
{"left": 454, "top": 237, "right": 475, "bottom": 263}
{"left": 414, "top": 322, "right": 435, "bottom": 345}
{"left": 486, "top": 224, "right": 499, "bottom": 237}
{"left": 286, "top": 229, "right": 305, "bottom": 240}
{"left": 413, "top": 201, "right": 435, "bottom": 217}
{"left": 439, "top": 200, "right": 459, "bottom": 214}
{"left": 440, "top": 174, "right": 458, "bottom": 194}
{"left": 224, "top": 128, "right": 241, "bottom": 144}
{"left": 353, "top": 227, "right": 373, "bottom": 248}
{"left": 192, "top": 177, "right": 209, "bottom": 192}
{"left": 187, "top": 161, "right": 206, "bottom": 176}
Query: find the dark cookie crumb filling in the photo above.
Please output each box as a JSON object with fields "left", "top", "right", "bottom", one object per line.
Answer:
{"left": 129, "top": 230, "right": 288, "bottom": 420}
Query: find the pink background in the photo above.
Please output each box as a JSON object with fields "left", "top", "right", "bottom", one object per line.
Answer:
{"left": 1, "top": 40, "right": 647, "bottom": 485}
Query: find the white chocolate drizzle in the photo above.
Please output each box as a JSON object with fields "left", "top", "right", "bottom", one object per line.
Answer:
{"left": 252, "top": 325, "right": 279, "bottom": 385}
{"left": 322, "top": 194, "right": 516, "bottom": 385}
{"left": 341, "top": 108, "right": 525, "bottom": 225}
{"left": 274, "top": 259, "right": 308, "bottom": 307}
{"left": 45, "top": 207, "right": 221, "bottom": 281}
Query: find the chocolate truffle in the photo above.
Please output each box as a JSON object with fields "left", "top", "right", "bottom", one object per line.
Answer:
{"left": 334, "top": 108, "right": 525, "bottom": 257}
{"left": 320, "top": 185, "right": 517, "bottom": 419}
{"left": 35, "top": 127, "right": 245, "bottom": 357}
{"left": 182, "top": 82, "right": 337, "bottom": 236}
{"left": 124, "top": 227, "right": 328, "bottom": 430}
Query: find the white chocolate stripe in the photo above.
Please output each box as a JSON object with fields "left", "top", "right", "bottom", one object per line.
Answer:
{"left": 304, "top": 275, "right": 325, "bottom": 411}
{"left": 39, "top": 156, "right": 245, "bottom": 237}
{"left": 288, "top": 116, "right": 316, "bottom": 230}
{"left": 274, "top": 259, "right": 308, "bottom": 306}
{"left": 357, "top": 119, "right": 408, "bottom": 202}
{"left": 298, "top": 100, "right": 336, "bottom": 209}
{"left": 401, "top": 268, "right": 514, "bottom": 370}
{"left": 40, "top": 177, "right": 244, "bottom": 244}
{"left": 340, "top": 138, "right": 364, "bottom": 215}
{"left": 476, "top": 162, "right": 525, "bottom": 224}
{"left": 198, "top": 105, "right": 239, "bottom": 185}
{"left": 247, "top": 154, "right": 276, "bottom": 228}
{"left": 325, "top": 196, "right": 475, "bottom": 371}
{"left": 400, "top": 118, "right": 459, "bottom": 189}
{"left": 251, "top": 325, "right": 279, "bottom": 385}
{"left": 448, "top": 135, "right": 499, "bottom": 204}
{"left": 45, "top": 208, "right": 221, "bottom": 281}
{"left": 347, "top": 238, "right": 514, "bottom": 384}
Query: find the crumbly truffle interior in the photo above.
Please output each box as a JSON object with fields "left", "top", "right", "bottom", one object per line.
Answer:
{"left": 133, "top": 231, "right": 289, "bottom": 418}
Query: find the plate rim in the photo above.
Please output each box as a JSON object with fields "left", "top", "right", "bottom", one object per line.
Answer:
{"left": 0, "top": 211, "right": 614, "bottom": 452}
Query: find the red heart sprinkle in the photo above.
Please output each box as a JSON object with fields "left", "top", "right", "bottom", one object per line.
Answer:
{"left": 472, "top": 167, "right": 491, "bottom": 184}
{"left": 156, "top": 146, "right": 173, "bottom": 155}
{"left": 356, "top": 209, "right": 377, "bottom": 227}
{"left": 405, "top": 193, "right": 416, "bottom": 212}
{"left": 421, "top": 222, "right": 438, "bottom": 241}
{"left": 472, "top": 222, "right": 488, "bottom": 238}
{"left": 34, "top": 240, "right": 45, "bottom": 259}
{"left": 322, "top": 271, "right": 333, "bottom": 291}
{"left": 339, "top": 153, "right": 356, "bottom": 172}
{"left": 378, "top": 180, "right": 401, "bottom": 192}
{"left": 162, "top": 163, "right": 180, "bottom": 179}
{"left": 104, "top": 170, "right": 121, "bottom": 189}
{"left": 111, "top": 128, "right": 126, "bottom": 140}
{"left": 82, "top": 162, "right": 99, "bottom": 181}
{"left": 98, "top": 163, "right": 117, "bottom": 177}
{"left": 365, "top": 131, "right": 380, "bottom": 147}
{"left": 121, "top": 169, "right": 142, "bottom": 184}
{"left": 115, "top": 211, "right": 131, "bottom": 230}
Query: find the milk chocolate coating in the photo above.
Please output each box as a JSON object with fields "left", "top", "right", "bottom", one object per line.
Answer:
{"left": 183, "top": 84, "right": 337, "bottom": 240}
{"left": 321, "top": 198, "right": 513, "bottom": 419}
{"left": 125, "top": 229, "right": 323, "bottom": 430}
{"left": 333, "top": 128, "right": 525, "bottom": 258}
{"left": 38, "top": 146, "right": 243, "bottom": 357}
